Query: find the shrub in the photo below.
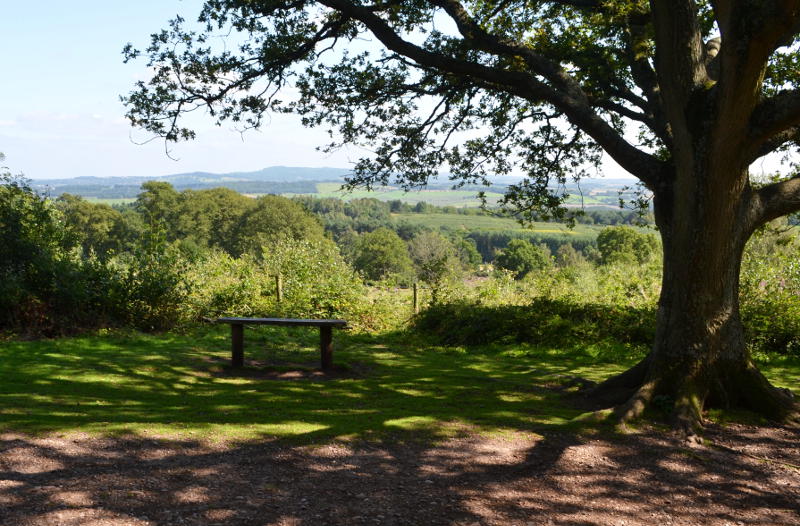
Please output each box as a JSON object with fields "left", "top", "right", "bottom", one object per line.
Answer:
{"left": 110, "top": 227, "right": 191, "bottom": 332}
{"left": 596, "top": 225, "right": 660, "bottom": 265}
{"left": 494, "top": 239, "right": 552, "bottom": 279}
{"left": 408, "top": 231, "right": 461, "bottom": 301}
{"left": 414, "top": 299, "right": 656, "bottom": 347}
{"left": 740, "top": 225, "right": 800, "bottom": 357}
{"left": 353, "top": 227, "right": 414, "bottom": 283}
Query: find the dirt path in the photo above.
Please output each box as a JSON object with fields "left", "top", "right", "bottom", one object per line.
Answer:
{"left": 1, "top": 424, "right": 798, "bottom": 526}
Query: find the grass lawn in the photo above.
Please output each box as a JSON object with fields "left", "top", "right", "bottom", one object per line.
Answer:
{"left": 0, "top": 327, "right": 796, "bottom": 442}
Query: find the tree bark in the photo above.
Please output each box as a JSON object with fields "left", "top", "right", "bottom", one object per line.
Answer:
{"left": 594, "top": 162, "right": 798, "bottom": 436}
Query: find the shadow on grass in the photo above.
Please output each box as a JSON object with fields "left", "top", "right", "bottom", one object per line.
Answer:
{"left": 0, "top": 325, "right": 636, "bottom": 442}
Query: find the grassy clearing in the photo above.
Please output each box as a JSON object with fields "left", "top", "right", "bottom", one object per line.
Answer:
{"left": 0, "top": 326, "right": 637, "bottom": 442}
{"left": 1, "top": 327, "right": 795, "bottom": 442}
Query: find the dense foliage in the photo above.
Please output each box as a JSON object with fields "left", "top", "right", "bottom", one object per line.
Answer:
{"left": 2, "top": 166, "right": 797, "bottom": 359}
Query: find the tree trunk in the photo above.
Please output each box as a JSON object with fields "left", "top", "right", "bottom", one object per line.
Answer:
{"left": 593, "top": 164, "right": 798, "bottom": 436}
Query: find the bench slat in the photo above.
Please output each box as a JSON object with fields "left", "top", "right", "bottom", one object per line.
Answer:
{"left": 218, "top": 317, "right": 347, "bottom": 327}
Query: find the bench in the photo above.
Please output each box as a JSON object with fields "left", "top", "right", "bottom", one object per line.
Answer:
{"left": 217, "top": 317, "right": 348, "bottom": 371}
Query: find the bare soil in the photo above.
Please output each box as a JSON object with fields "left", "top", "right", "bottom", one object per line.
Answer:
{"left": 1, "top": 424, "right": 798, "bottom": 526}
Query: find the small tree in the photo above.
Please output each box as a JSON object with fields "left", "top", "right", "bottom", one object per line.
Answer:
{"left": 495, "top": 239, "right": 552, "bottom": 279}
{"left": 555, "top": 243, "right": 586, "bottom": 268}
{"left": 56, "top": 194, "right": 126, "bottom": 258}
{"left": 228, "top": 195, "right": 325, "bottom": 258}
{"left": 453, "top": 236, "right": 483, "bottom": 270}
{"left": 408, "top": 231, "right": 459, "bottom": 300}
{"left": 353, "top": 227, "right": 414, "bottom": 282}
{"left": 596, "top": 226, "right": 660, "bottom": 266}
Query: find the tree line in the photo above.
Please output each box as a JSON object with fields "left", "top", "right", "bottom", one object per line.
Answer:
{"left": 2, "top": 172, "right": 663, "bottom": 334}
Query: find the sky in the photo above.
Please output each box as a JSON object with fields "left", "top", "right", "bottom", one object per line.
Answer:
{"left": 0, "top": 1, "right": 362, "bottom": 180}
{"left": 2, "top": 3, "right": 781, "bottom": 183}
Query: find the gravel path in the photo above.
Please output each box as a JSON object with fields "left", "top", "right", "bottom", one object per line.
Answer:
{"left": 1, "top": 424, "right": 798, "bottom": 526}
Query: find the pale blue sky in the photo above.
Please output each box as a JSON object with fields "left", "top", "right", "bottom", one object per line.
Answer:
{"left": 0, "top": 1, "right": 358, "bottom": 180}
{"left": 6, "top": 3, "right": 780, "bottom": 183}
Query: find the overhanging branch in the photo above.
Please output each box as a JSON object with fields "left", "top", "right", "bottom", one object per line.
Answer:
{"left": 318, "top": 0, "right": 665, "bottom": 185}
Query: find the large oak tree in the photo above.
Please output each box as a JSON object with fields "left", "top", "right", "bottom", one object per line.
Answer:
{"left": 123, "top": 0, "right": 800, "bottom": 434}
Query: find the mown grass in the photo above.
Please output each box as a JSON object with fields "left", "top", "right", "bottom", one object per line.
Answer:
{"left": 0, "top": 325, "right": 638, "bottom": 443}
{"left": 1, "top": 326, "right": 795, "bottom": 443}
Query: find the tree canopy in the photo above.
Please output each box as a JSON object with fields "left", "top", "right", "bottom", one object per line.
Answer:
{"left": 124, "top": 1, "right": 800, "bottom": 434}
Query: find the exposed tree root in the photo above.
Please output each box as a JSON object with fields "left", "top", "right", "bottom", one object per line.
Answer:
{"left": 612, "top": 380, "right": 656, "bottom": 424}
{"left": 587, "top": 355, "right": 651, "bottom": 405}
{"left": 586, "top": 357, "right": 799, "bottom": 439}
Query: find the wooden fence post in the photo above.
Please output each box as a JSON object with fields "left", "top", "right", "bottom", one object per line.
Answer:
{"left": 413, "top": 282, "right": 419, "bottom": 314}
{"left": 276, "top": 274, "right": 283, "bottom": 303}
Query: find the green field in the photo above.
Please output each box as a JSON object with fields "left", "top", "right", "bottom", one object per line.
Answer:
{"left": 392, "top": 212, "right": 603, "bottom": 235}
{"left": 86, "top": 197, "right": 136, "bottom": 206}
{"left": 314, "top": 182, "right": 505, "bottom": 206}
{"left": 80, "top": 184, "right": 618, "bottom": 210}
{"left": 313, "top": 182, "right": 616, "bottom": 207}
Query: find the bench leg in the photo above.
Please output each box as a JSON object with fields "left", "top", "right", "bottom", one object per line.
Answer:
{"left": 320, "top": 325, "right": 333, "bottom": 371}
{"left": 231, "top": 323, "right": 244, "bottom": 367}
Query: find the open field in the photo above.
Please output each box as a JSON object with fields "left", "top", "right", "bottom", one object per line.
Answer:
{"left": 391, "top": 212, "right": 603, "bottom": 235}
{"left": 78, "top": 184, "right": 620, "bottom": 210}
{"left": 85, "top": 197, "right": 136, "bottom": 206}
{"left": 313, "top": 183, "right": 616, "bottom": 207}
{"left": 313, "top": 182, "right": 505, "bottom": 206}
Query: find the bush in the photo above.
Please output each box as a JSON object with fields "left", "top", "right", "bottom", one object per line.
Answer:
{"left": 408, "top": 231, "right": 461, "bottom": 301}
{"left": 109, "top": 226, "right": 191, "bottom": 332}
{"left": 0, "top": 170, "right": 120, "bottom": 334}
{"left": 187, "top": 238, "right": 399, "bottom": 331}
{"left": 740, "top": 225, "right": 800, "bottom": 357}
{"left": 494, "top": 239, "right": 552, "bottom": 279}
{"left": 596, "top": 225, "right": 660, "bottom": 265}
{"left": 414, "top": 298, "right": 656, "bottom": 347}
{"left": 352, "top": 227, "right": 414, "bottom": 283}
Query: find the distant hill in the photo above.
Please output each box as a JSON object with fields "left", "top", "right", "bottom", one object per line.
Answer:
{"left": 29, "top": 166, "right": 355, "bottom": 199}
{"left": 29, "top": 165, "right": 639, "bottom": 206}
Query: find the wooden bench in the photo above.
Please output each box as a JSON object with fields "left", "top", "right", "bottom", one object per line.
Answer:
{"left": 217, "top": 317, "right": 348, "bottom": 371}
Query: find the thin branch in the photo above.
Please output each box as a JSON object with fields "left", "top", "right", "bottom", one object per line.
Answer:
{"left": 317, "top": 0, "right": 664, "bottom": 184}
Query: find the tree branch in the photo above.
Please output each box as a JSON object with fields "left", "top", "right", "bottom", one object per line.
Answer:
{"left": 748, "top": 128, "right": 800, "bottom": 165}
{"left": 747, "top": 89, "right": 800, "bottom": 160}
{"left": 750, "top": 175, "right": 800, "bottom": 228}
{"left": 317, "top": 0, "right": 664, "bottom": 184}
{"left": 649, "top": 0, "right": 707, "bottom": 141}
{"left": 712, "top": 1, "right": 800, "bottom": 142}
{"left": 624, "top": 16, "right": 672, "bottom": 148}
